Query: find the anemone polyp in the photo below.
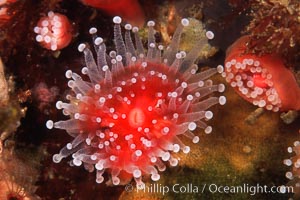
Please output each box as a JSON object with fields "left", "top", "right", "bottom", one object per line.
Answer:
{"left": 34, "top": 11, "right": 72, "bottom": 51}
{"left": 46, "top": 16, "right": 226, "bottom": 187}
{"left": 284, "top": 136, "right": 300, "bottom": 195}
{"left": 284, "top": 141, "right": 300, "bottom": 180}
{"left": 224, "top": 36, "right": 300, "bottom": 112}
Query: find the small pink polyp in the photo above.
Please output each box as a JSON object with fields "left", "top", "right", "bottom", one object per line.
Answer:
{"left": 34, "top": 11, "right": 73, "bottom": 51}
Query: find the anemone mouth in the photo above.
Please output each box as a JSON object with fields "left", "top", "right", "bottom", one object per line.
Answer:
{"left": 0, "top": 180, "right": 28, "bottom": 200}
{"left": 128, "top": 108, "right": 145, "bottom": 128}
{"left": 223, "top": 57, "right": 282, "bottom": 112}
{"left": 7, "top": 192, "right": 26, "bottom": 200}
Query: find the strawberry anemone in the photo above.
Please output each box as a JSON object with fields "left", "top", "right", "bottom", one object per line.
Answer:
{"left": 46, "top": 17, "right": 226, "bottom": 187}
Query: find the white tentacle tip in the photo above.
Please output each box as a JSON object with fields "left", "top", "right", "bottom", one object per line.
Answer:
{"left": 151, "top": 174, "right": 160, "bottom": 181}
{"left": 65, "top": 70, "right": 72, "bottom": 79}
{"left": 147, "top": 20, "right": 155, "bottom": 27}
{"left": 52, "top": 154, "right": 62, "bottom": 163}
{"left": 219, "top": 96, "right": 226, "bottom": 105}
{"left": 94, "top": 37, "right": 103, "bottom": 45}
{"left": 217, "top": 65, "right": 224, "bottom": 73}
{"left": 125, "top": 24, "right": 132, "bottom": 30}
{"left": 192, "top": 136, "right": 200, "bottom": 144}
{"left": 46, "top": 120, "right": 54, "bottom": 129}
{"left": 89, "top": 27, "right": 97, "bottom": 34}
{"left": 204, "top": 126, "right": 212, "bottom": 134}
{"left": 206, "top": 31, "right": 214, "bottom": 40}
{"left": 188, "top": 122, "right": 197, "bottom": 131}
{"left": 181, "top": 18, "right": 189, "bottom": 26}
{"left": 78, "top": 43, "right": 86, "bottom": 52}
{"left": 205, "top": 111, "right": 213, "bottom": 120}
{"left": 56, "top": 101, "right": 63, "bottom": 109}
{"left": 133, "top": 169, "right": 142, "bottom": 178}
{"left": 113, "top": 16, "right": 122, "bottom": 24}
{"left": 132, "top": 27, "right": 139, "bottom": 33}
{"left": 183, "top": 146, "right": 190, "bottom": 154}
{"left": 218, "top": 84, "right": 226, "bottom": 92}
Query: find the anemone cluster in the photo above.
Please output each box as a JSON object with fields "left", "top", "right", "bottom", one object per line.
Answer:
{"left": 0, "top": 1, "right": 299, "bottom": 199}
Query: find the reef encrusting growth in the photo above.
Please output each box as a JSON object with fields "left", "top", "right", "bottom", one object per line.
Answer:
{"left": 46, "top": 16, "right": 226, "bottom": 187}
{"left": 245, "top": 0, "right": 300, "bottom": 66}
{"left": 0, "top": 58, "right": 28, "bottom": 146}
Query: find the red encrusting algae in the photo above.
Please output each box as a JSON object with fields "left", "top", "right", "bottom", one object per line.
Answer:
{"left": 224, "top": 35, "right": 300, "bottom": 112}
{"left": 80, "top": 0, "right": 145, "bottom": 26}
{"left": 46, "top": 16, "right": 226, "bottom": 188}
{"left": 33, "top": 11, "right": 73, "bottom": 51}
{"left": 245, "top": 0, "right": 300, "bottom": 65}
